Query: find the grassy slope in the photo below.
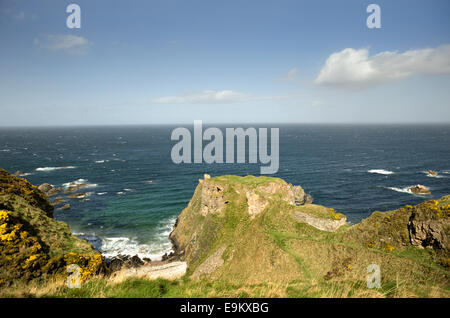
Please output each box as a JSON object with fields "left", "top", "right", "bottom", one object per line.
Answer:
{"left": 0, "top": 170, "right": 103, "bottom": 292}
{"left": 3, "top": 175, "right": 449, "bottom": 298}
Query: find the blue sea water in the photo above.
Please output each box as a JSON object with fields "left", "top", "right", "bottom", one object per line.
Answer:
{"left": 0, "top": 124, "right": 449, "bottom": 259}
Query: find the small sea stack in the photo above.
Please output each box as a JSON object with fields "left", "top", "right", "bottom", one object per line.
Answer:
{"left": 408, "top": 184, "right": 431, "bottom": 195}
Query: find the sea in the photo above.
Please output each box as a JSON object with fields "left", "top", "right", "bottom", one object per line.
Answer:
{"left": 0, "top": 124, "right": 449, "bottom": 260}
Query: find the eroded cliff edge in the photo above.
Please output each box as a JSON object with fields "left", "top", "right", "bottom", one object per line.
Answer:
{"left": 169, "top": 174, "right": 449, "bottom": 294}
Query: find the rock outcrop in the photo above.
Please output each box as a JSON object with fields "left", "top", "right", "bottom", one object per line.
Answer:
{"left": 107, "top": 254, "right": 148, "bottom": 272}
{"left": 408, "top": 184, "right": 431, "bottom": 195}
{"left": 38, "top": 183, "right": 62, "bottom": 198}
{"left": 58, "top": 203, "right": 71, "bottom": 211}
{"left": 294, "top": 209, "right": 346, "bottom": 232}
{"left": 408, "top": 198, "right": 449, "bottom": 251}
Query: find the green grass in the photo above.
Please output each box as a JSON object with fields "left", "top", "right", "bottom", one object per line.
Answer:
{"left": 212, "top": 175, "right": 282, "bottom": 187}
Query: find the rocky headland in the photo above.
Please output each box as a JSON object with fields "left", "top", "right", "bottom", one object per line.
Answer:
{"left": 0, "top": 169, "right": 449, "bottom": 297}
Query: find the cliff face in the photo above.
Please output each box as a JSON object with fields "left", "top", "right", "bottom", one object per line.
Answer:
{"left": 0, "top": 169, "right": 105, "bottom": 286}
{"left": 345, "top": 196, "right": 450, "bottom": 256}
{"left": 169, "top": 175, "right": 314, "bottom": 283}
{"left": 170, "top": 175, "right": 449, "bottom": 295}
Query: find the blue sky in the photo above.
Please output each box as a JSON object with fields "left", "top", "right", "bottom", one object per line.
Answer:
{"left": 1, "top": 0, "right": 449, "bottom": 126}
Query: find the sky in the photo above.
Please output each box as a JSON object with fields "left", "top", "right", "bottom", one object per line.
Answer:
{"left": 0, "top": 0, "right": 449, "bottom": 126}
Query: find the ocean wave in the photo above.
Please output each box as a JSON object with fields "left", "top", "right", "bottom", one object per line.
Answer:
{"left": 100, "top": 236, "right": 172, "bottom": 261}
{"left": 95, "top": 160, "right": 109, "bottom": 164}
{"left": 36, "top": 166, "right": 76, "bottom": 172}
{"left": 63, "top": 178, "right": 98, "bottom": 188}
{"left": 97, "top": 192, "right": 108, "bottom": 195}
{"left": 386, "top": 186, "right": 413, "bottom": 194}
{"left": 15, "top": 172, "right": 33, "bottom": 177}
{"left": 368, "top": 169, "right": 394, "bottom": 175}
{"left": 76, "top": 216, "right": 177, "bottom": 261}
{"left": 386, "top": 186, "right": 430, "bottom": 195}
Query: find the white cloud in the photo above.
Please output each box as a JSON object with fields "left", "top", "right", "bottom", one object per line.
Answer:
{"left": 315, "top": 44, "right": 450, "bottom": 89}
{"left": 34, "top": 34, "right": 90, "bottom": 55}
{"left": 278, "top": 68, "right": 299, "bottom": 82}
{"left": 154, "top": 90, "right": 249, "bottom": 104}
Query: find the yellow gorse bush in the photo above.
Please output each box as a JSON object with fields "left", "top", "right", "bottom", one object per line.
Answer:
{"left": 63, "top": 252, "right": 104, "bottom": 282}
{"left": 1, "top": 209, "right": 105, "bottom": 281}
{"left": 328, "top": 208, "right": 345, "bottom": 220}
{"left": 0, "top": 210, "right": 46, "bottom": 270}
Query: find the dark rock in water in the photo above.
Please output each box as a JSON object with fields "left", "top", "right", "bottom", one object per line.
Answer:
{"left": 38, "top": 183, "right": 62, "bottom": 197}
{"left": 143, "top": 257, "right": 152, "bottom": 263}
{"left": 46, "top": 186, "right": 62, "bottom": 197}
{"left": 427, "top": 170, "right": 438, "bottom": 176}
{"left": 107, "top": 254, "right": 146, "bottom": 272}
{"left": 38, "top": 183, "right": 53, "bottom": 193}
{"left": 65, "top": 183, "right": 88, "bottom": 194}
{"left": 58, "top": 203, "right": 71, "bottom": 211}
{"left": 51, "top": 196, "right": 65, "bottom": 206}
{"left": 409, "top": 184, "right": 431, "bottom": 195}
{"left": 68, "top": 192, "right": 87, "bottom": 199}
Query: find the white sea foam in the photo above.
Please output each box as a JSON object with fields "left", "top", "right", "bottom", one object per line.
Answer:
{"left": 386, "top": 186, "right": 430, "bottom": 195}
{"left": 117, "top": 191, "right": 125, "bottom": 195}
{"left": 100, "top": 236, "right": 172, "bottom": 261}
{"left": 95, "top": 160, "right": 109, "bottom": 163}
{"left": 16, "top": 172, "right": 33, "bottom": 177}
{"left": 62, "top": 178, "right": 98, "bottom": 188}
{"left": 97, "top": 192, "right": 108, "bottom": 195}
{"left": 75, "top": 192, "right": 93, "bottom": 199}
{"left": 36, "top": 166, "right": 76, "bottom": 172}
{"left": 386, "top": 186, "right": 413, "bottom": 194}
{"left": 98, "top": 216, "right": 177, "bottom": 261}
{"left": 368, "top": 169, "right": 394, "bottom": 175}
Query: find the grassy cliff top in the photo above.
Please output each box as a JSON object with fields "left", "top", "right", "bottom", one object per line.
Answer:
{"left": 210, "top": 175, "right": 285, "bottom": 186}
{"left": 167, "top": 174, "right": 449, "bottom": 297}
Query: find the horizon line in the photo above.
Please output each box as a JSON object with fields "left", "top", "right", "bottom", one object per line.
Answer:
{"left": 1, "top": 122, "right": 450, "bottom": 129}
